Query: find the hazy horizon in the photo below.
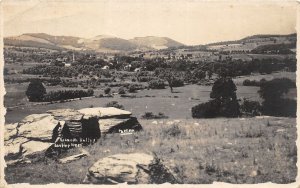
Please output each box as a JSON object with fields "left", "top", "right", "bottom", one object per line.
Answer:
{"left": 2, "top": 0, "right": 297, "bottom": 45}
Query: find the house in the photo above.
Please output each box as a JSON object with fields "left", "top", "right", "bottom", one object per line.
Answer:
{"left": 102, "top": 65, "right": 109, "bottom": 70}
{"left": 65, "top": 63, "right": 72, "bottom": 67}
{"left": 124, "top": 64, "right": 132, "bottom": 71}
{"left": 134, "top": 68, "right": 142, "bottom": 72}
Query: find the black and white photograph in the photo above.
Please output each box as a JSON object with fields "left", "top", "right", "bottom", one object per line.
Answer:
{"left": 1, "top": 0, "right": 298, "bottom": 186}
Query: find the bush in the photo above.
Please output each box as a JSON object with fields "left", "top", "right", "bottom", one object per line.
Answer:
{"left": 262, "top": 99, "right": 296, "bottom": 117}
{"left": 138, "top": 76, "right": 153, "bottom": 82}
{"left": 240, "top": 99, "right": 262, "bottom": 116}
{"left": 243, "top": 78, "right": 266, "bottom": 86}
{"left": 118, "top": 87, "right": 126, "bottom": 94}
{"left": 191, "top": 100, "right": 220, "bottom": 118}
{"left": 105, "top": 101, "right": 124, "bottom": 110}
{"left": 42, "top": 89, "right": 93, "bottom": 102}
{"left": 258, "top": 78, "right": 296, "bottom": 117}
{"left": 141, "top": 112, "right": 168, "bottom": 119}
{"left": 169, "top": 78, "right": 184, "bottom": 87}
{"left": 104, "top": 87, "right": 111, "bottom": 94}
{"left": 162, "top": 124, "right": 184, "bottom": 138}
{"left": 148, "top": 79, "right": 165, "bottom": 89}
{"left": 128, "top": 84, "right": 137, "bottom": 93}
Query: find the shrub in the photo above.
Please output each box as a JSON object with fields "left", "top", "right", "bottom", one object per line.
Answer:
{"left": 87, "top": 89, "right": 94, "bottom": 96}
{"left": 120, "top": 94, "right": 136, "bottom": 98}
{"left": 169, "top": 78, "right": 184, "bottom": 87}
{"left": 243, "top": 78, "right": 266, "bottom": 86}
{"left": 240, "top": 99, "right": 262, "bottom": 116}
{"left": 128, "top": 84, "right": 137, "bottom": 93}
{"left": 118, "top": 87, "right": 126, "bottom": 94}
{"left": 104, "top": 87, "right": 111, "bottom": 95}
{"left": 262, "top": 99, "right": 296, "bottom": 117}
{"left": 138, "top": 76, "right": 153, "bottom": 82}
{"left": 148, "top": 79, "right": 165, "bottom": 89}
{"left": 258, "top": 78, "right": 296, "bottom": 117}
{"left": 105, "top": 101, "right": 124, "bottom": 110}
{"left": 191, "top": 100, "right": 220, "bottom": 118}
{"left": 42, "top": 89, "right": 93, "bottom": 102}
{"left": 162, "top": 124, "right": 182, "bottom": 138}
{"left": 141, "top": 112, "right": 168, "bottom": 119}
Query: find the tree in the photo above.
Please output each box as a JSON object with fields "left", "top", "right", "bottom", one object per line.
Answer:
{"left": 210, "top": 78, "right": 237, "bottom": 101}
{"left": 258, "top": 78, "right": 296, "bottom": 117}
{"left": 193, "top": 68, "right": 206, "bottom": 81}
{"left": 26, "top": 80, "right": 47, "bottom": 102}
{"left": 158, "top": 68, "right": 183, "bottom": 93}
{"left": 192, "top": 77, "right": 240, "bottom": 118}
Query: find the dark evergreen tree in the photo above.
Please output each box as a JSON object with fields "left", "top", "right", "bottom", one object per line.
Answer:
{"left": 26, "top": 80, "right": 46, "bottom": 102}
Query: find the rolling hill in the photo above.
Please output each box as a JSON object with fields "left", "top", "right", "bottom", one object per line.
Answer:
{"left": 129, "top": 36, "right": 184, "bottom": 50}
{"left": 4, "top": 33, "right": 185, "bottom": 52}
{"left": 206, "top": 33, "right": 296, "bottom": 52}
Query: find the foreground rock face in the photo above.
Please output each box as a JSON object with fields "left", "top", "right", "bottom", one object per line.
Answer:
{"left": 5, "top": 107, "right": 142, "bottom": 164}
{"left": 83, "top": 153, "right": 178, "bottom": 184}
{"left": 20, "top": 141, "right": 53, "bottom": 159}
{"left": 18, "top": 114, "right": 60, "bottom": 141}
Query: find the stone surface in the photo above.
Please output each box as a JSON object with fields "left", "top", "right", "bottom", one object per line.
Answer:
{"left": 47, "top": 108, "right": 83, "bottom": 121}
{"left": 99, "top": 117, "right": 142, "bottom": 134}
{"left": 83, "top": 153, "right": 177, "bottom": 184}
{"left": 58, "top": 149, "right": 90, "bottom": 164}
{"left": 18, "top": 114, "right": 59, "bottom": 141}
{"left": 65, "top": 121, "right": 82, "bottom": 138}
{"left": 20, "top": 141, "right": 53, "bottom": 159}
{"left": 5, "top": 137, "right": 29, "bottom": 158}
{"left": 78, "top": 107, "right": 132, "bottom": 119}
{"left": 4, "top": 123, "right": 18, "bottom": 141}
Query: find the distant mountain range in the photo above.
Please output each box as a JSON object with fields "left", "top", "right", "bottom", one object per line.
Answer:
{"left": 4, "top": 33, "right": 184, "bottom": 52}
{"left": 4, "top": 33, "right": 296, "bottom": 53}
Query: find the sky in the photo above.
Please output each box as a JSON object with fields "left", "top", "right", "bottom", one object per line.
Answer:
{"left": 2, "top": 0, "right": 297, "bottom": 45}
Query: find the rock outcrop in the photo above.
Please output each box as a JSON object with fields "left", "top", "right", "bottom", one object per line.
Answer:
{"left": 78, "top": 107, "right": 132, "bottom": 119}
{"left": 17, "top": 114, "right": 60, "bottom": 141}
{"left": 83, "top": 153, "right": 178, "bottom": 184}
{"left": 5, "top": 107, "right": 142, "bottom": 164}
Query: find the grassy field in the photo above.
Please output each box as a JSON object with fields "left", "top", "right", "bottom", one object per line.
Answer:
{"left": 5, "top": 117, "right": 297, "bottom": 184}
{"left": 4, "top": 84, "right": 263, "bottom": 123}
{"left": 233, "top": 72, "right": 296, "bottom": 85}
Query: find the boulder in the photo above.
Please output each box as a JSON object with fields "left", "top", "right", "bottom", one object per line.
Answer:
{"left": 78, "top": 107, "right": 131, "bottom": 119}
{"left": 5, "top": 137, "right": 29, "bottom": 158}
{"left": 99, "top": 117, "right": 142, "bottom": 134}
{"left": 83, "top": 153, "right": 177, "bottom": 184}
{"left": 20, "top": 141, "right": 53, "bottom": 159}
{"left": 47, "top": 108, "right": 83, "bottom": 121}
{"left": 4, "top": 123, "right": 18, "bottom": 141}
{"left": 18, "top": 114, "right": 59, "bottom": 141}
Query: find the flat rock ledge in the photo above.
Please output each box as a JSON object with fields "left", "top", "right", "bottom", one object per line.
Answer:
{"left": 5, "top": 107, "right": 142, "bottom": 165}
{"left": 83, "top": 153, "right": 178, "bottom": 184}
